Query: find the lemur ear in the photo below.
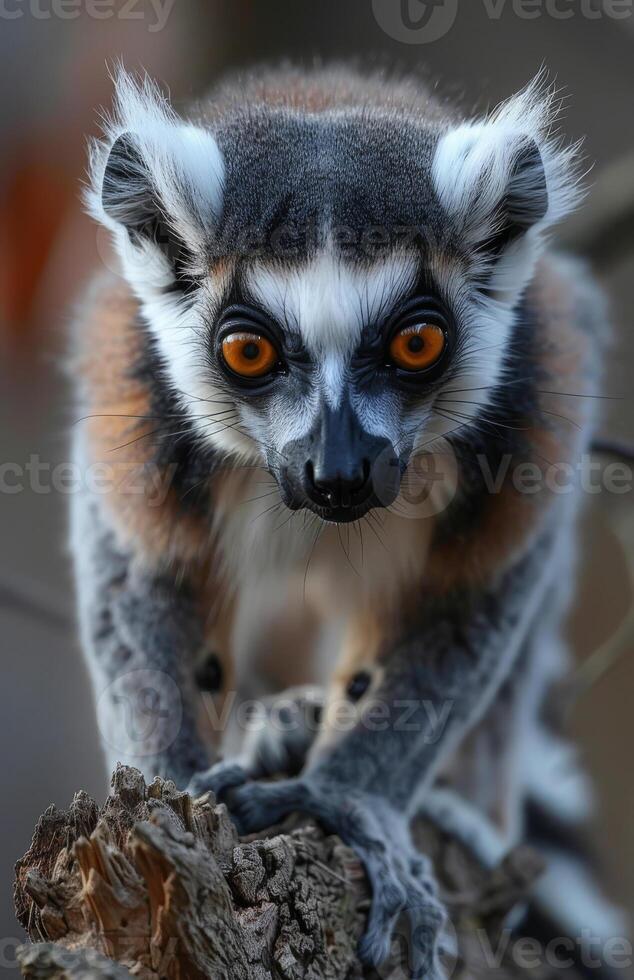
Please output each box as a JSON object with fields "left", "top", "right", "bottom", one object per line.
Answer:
{"left": 101, "top": 132, "right": 163, "bottom": 239}
{"left": 432, "top": 76, "right": 582, "bottom": 259}
{"left": 497, "top": 138, "right": 548, "bottom": 241}
{"left": 87, "top": 70, "right": 224, "bottom": 292}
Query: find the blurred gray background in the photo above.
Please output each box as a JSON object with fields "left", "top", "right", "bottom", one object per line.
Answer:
{"left": 0, "top": 1, "right": 632, "bottom": 973}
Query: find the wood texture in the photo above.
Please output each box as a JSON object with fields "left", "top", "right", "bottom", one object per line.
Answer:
{"left": 14, "top": 765, "right": 546, "bottom": 979}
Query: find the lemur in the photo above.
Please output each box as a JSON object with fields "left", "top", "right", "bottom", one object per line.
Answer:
{"left": 72, "top": 66, "right": 625, "bottom": 974}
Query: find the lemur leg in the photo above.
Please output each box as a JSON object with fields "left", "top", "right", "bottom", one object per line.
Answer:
{"left": 215, "top": 533, "right": 555, "bottom": 971}
{"left": 418, "top": 786, "right": 509, "bottom": 868}
{"left": 73, "top": 494, "right": 216, "bottom": 788}
{"left": 436, "top": 651, "right": 539, "bottom": 856}
{"left": 403, "top": 608, "right": 569, "bottom": 874}
{"left": 443, "top": 531, "right": 582, "bottom": 848}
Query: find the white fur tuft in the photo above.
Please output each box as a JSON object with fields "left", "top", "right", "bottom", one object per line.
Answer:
{"left": 427, "top": 75, "right": 586, "bottom": 425}
{"left": 86, "top": 67, "right": 224, "bottom": 278}
{"left": 84, "top": 70, "right": 232, "bottom": 463}
{"left": 433, "top": 72, "right": 584, "bottom": 242}
{"left": 433, "top": 72, "right": 584, "bottom": 306}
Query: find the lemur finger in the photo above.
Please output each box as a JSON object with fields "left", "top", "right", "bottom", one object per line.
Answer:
{"left": 335, "top": 809, "right": 409, "bottom": 964}
{"left": 188, "top": 761, "right": 249, "bottom": 800}
{"left": 240, "top": 684, "right": 326, "bottom": 779}
{"left": 226, "top": 778, "right": 309, "bottom": 834}
{"left": 401, "top": 875, "right": 447, "bottom": 980}
{"left": 356, "top": 866, "right": 406, "bottom": 965}
{"left": 339, "top": 806, "right": 445, "bottom": 971}
{"left": 358, "top": 858, "right": 446, "bottom": 973}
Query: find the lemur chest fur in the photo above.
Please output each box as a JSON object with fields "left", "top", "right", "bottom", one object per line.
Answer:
{"left": 210, "top": 465, "right": 434, "bottom": 620}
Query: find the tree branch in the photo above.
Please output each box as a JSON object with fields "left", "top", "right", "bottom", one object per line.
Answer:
{"left": 14, "top": 765, "right": 546, "bottom": 979}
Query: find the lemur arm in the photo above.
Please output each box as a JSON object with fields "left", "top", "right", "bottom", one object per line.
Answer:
{"left": 73, "top": 494, "right": 212, "bottom": 789}
{"left": 192, "top": 528, "right": 553, "bottom": 972}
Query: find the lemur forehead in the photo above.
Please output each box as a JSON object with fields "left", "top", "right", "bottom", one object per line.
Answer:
{"left": 211, "top": 112, "right": 445, "bottom": 259}
{"left": 243, "top": 250, "right": 420, "bottom": 353}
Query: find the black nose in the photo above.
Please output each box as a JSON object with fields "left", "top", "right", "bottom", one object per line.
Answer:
{"left": 304, "top": 458, "right": 372, "bottom": 509}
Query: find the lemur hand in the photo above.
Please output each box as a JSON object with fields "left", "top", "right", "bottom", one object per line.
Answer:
{"left": 219, "top": 775, "right": 447, "bottom": 976}
{"left": 188, "top": 760, "right": 250, "bottom": 799}
{"left": 188, "top": 685, "right": 324, "bottom": 798}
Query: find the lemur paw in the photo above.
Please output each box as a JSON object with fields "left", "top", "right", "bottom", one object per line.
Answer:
{"left": 222, "top": 777, "right": 447, "bottom": 976}
{"left": 188, "top": 760, "right": 249, "bottom": 800}
{"left": 225, "top": 777, "right": 308, "bottom": 834}
{"left": 338, "top": 796, "right": 446, "bottom": 977}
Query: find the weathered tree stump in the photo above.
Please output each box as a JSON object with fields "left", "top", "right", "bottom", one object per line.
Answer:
{"left": 14, "top": 765, "right": 546, "bottom": 979}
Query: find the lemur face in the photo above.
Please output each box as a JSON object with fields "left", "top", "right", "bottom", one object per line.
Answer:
{"left": 90, "top": 71, "right": 579, "bottom": 523}
{"left": 208, "top": 251, "right": 456, "bottom": 522}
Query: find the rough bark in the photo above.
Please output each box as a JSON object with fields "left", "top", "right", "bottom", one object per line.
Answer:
{"left": 14, "top": 765, "right": 547, "bottom": 980}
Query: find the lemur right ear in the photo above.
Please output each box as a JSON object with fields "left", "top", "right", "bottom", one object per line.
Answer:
{"left": 87, "top": 70, "right": 224, "bottom": 292}
{"left": 432, "top": 75, "right": 582, "bottom": 266}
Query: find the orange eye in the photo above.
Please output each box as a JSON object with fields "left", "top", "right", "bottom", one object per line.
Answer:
{"left": 221, "top": 332, "right": 279, "bottom": 379}
{"left": 389, "top": 322, "right": 446, "bottom": 372}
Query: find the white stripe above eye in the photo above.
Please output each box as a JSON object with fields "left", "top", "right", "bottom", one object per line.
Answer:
{"left": 244, "top": 248, "right": 419, "bottom": 409}
{"left": 245, "top": 249, "right": 419, "bottom": 355}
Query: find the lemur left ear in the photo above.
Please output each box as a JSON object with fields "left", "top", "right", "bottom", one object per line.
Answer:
{"left": 432, "top": 75, "right": 582, "bottom": 262}
{"left": 86, "top": 69, "right": 224, "bottom": 294}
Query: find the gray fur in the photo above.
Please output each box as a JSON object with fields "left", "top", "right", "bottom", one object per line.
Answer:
{"left": 71, "top": 441, "right": 211, "bottom": 787}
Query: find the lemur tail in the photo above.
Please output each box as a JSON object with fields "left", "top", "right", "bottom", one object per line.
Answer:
{"left": 520, "top": 777, "right": 629, "bottom": 980}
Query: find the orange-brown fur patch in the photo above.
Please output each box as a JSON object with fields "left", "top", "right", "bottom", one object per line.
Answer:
{"left": 206, "top": 66, "right": 455, "bottom": 126}
{"left": 311, "top": 612, "right": 387, "bottom": 754}
{"left": 74, "top": 274, "right": 214, "bottom": 571}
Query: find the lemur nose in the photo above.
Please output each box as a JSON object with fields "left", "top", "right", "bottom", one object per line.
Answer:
{"left": 304, "top": 459, "right": 372, "bottom": 509}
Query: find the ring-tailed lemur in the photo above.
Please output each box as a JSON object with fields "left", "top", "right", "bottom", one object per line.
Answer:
{"left": 72, "top": 66, "right": 625, "bottom": 973}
